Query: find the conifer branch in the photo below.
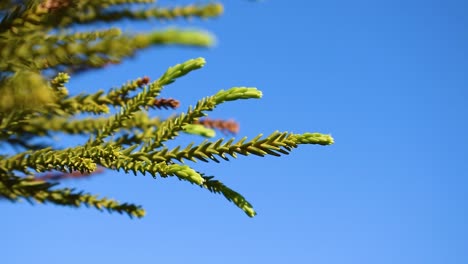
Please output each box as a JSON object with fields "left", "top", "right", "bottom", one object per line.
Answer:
{"left": 0, "top": 1, "right": 334, "bottom": 218}
{"left": 42, "top": 2, "right": 222, "bottom": 27}
{"left": 147, "top": 131, "right": 333, "bottom": 164}
{"left": 68, "top": 3, "right": 224, "bottom": 25}
{"left": 0, "top": 174, "right": 145, "bottom": 218}
{"left": 107, "top": 76, "right": 150, "bottom": 106}
{"left": 201, "top": 175, "right": 256, "bottom": 217}
{"left": 51, "top": 28, "right": 123, "bottom": 43}
{"left": 90, "top": 58, "right": 205, "bottom": 145}
{"left": 158, "top": 163, "right": 205, "bottom": 185}
{"left": 6, "top": 29, "right": 213, "bottom": 72}
{"left": 50, "top": 72, "right": 70, "bottom": 98}
{"left": 110, "top": 156, "right": 205, "bottom": 185}
{"left": 0, "top": 144, "right": 121, "bottom": 175}
{"left": 0, "top": 1, "right": 221, "bottom": 35}
{"left": 44, "top": 75, "right": 150, "bottom": 117}
{"left": 144, "top": 87, "right": 262, "bottom": 151}
{"left": 18, "top": 112, "right": 161, "bottom": 136}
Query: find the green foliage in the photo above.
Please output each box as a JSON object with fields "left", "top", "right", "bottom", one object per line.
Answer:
{"left": 0, "top": 0, "right": 333, "bottom": 218}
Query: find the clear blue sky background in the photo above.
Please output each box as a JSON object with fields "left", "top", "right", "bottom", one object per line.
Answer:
{"left": 2, "top": 0, "right": 468, "bottom": 263}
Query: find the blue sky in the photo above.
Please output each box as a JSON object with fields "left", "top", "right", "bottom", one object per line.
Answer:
{"left": 2, "top": 0, "right": 468, "bottom": 263}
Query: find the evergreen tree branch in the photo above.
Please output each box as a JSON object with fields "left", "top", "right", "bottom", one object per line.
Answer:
{"left": 143, "top": 87, "right": 262, "bottom": 151}
{"left": 17, "top": 112, "right": 161, "bottom": 136}
{"left": 0, "top": 0, "right": 334, "bottom": 218}
{"left": 67, "top": 3, "right": 224, "bottom": 25}
{"left": 0, "top": 1, "right": 221, "bottom": 37}
{"left": 201, "top": 175, "right": 256, "bottom": 217}
{"left": 0, "top": 144, "right": 121, "bottom": 175}
{"left": 0, "top": 28, "right": 213, "bottom": 73}
{"left": 107, "top": 76, "right": 150, "bottom": 106}
{"left": 147, "top": 131, "right": 333, "bottom": 164}
{"left": 90, "top": 57, "right": 205, "bottom": 145}
{"left": 0, "top": 174, "right": 145, "bottom": 218}
{"left": 42, "top": 2, "right": 222, "bottom": 28}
